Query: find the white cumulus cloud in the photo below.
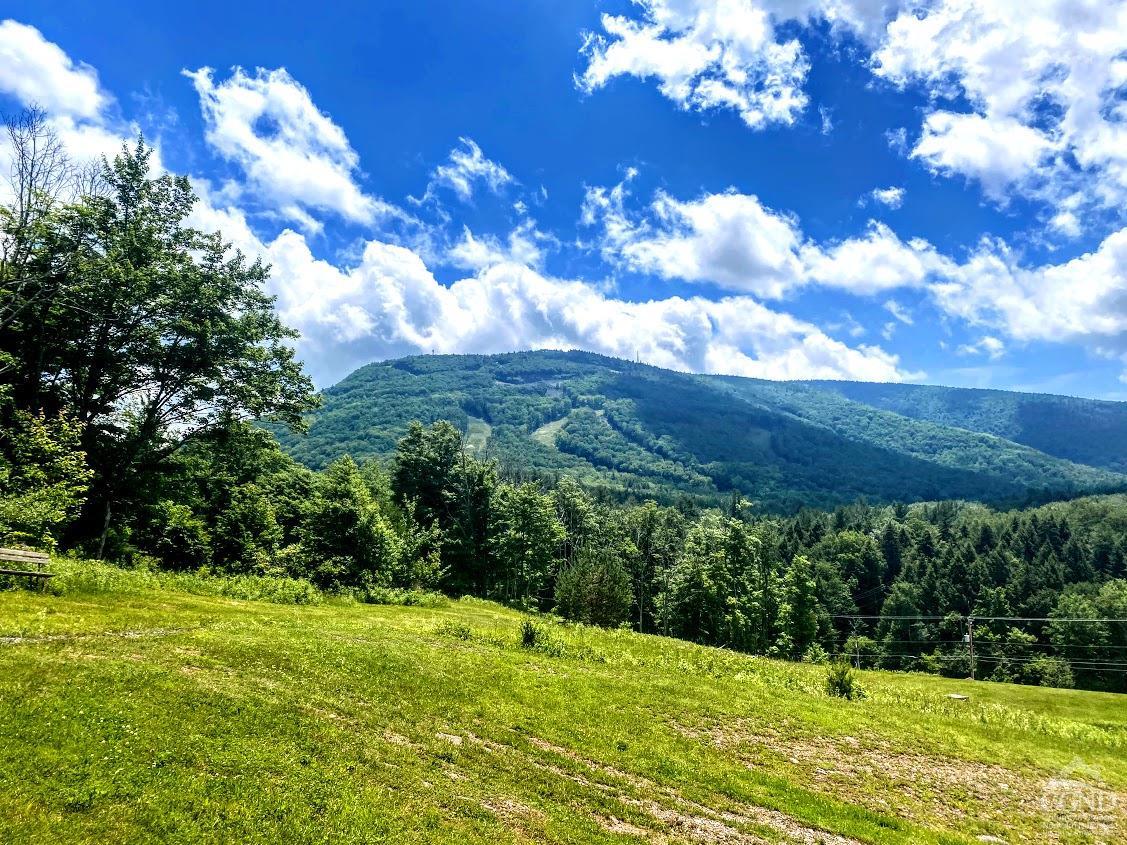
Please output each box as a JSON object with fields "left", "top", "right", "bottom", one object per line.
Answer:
{"left": 576, "top": 2, "right": 905, "bottom": 129}
{"left": 577, "top": 1, "right": 811, "bottom": 129}
{"left": 873, "top": 0, "right": 1127, "bottom": 213}
{"left": 867, "top": 185, "right": 904, "bottom": 208}
{"left": 416, "top": 137, "right": 514, "bottom": 204}
{"left": 0, "top": 19, "right": 107, "bottom": 119}
{"left": 187, "top": 188, "right": 915, "bottom": 387}
{"left": 957, "top": 336, "right": 1006, "bottom": 360}
{"left": 185, "top": 66, "right": 396, "bottom": 229}
{"left": 802, "top": 223, "right": 950, "bottom": 295}
{"left": 584, "top": 178, "right": 949, "bottom": 297}
{"left": 0, "top": 20, "right": 153, "bottom": 201}
{"left": 444, "top": 220, "right": 553, "bottom": 272}
{"left": 578, "top": 2, "right": 1127, "bottom": 227}
{"left": 931, "top": 227, "right": 1127, "bottom": 348}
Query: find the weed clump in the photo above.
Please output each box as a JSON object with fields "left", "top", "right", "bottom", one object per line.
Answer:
{"left": 825, "top": 660, "right": 866, "bottom": 700}
{"left": 520, "top": 619, "right": 544, "bottom": 649}
{"left": 435, "top": 621, "right": 473, "bottom": 640}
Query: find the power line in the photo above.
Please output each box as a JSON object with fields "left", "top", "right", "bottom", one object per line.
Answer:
{"left": 830, "top": 614, "right": 1127, "bottom": 623}
{"left": 831, "top": 614, "right": 947, "bottom": 620}
{"left": 843, "top": 651, "right": 1127, "bottom": 671}
{"left": 977, "top": 616, "right": 1127, "bottom": 623}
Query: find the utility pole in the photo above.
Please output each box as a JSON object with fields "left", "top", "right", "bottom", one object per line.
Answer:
{"left": 966, "top": 616, "right": 976, "bottom": 681}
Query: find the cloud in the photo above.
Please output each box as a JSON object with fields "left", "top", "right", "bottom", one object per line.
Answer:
{"left": 575, "top": 2, "right": 907, "bottom": 129}
{"left": 585, "top": 178, "right": 949, "bottom": 297}
{"left": 957, "top": 336, "right": 1005, "bottom": 360}
{"left": 872, "top": 0, "right": 1127, "bottom": 215}
{"left": 581, "top": 175, "right": 1127, "bottom": 378}
{"left": 188, "top": 188, "right": 914, "bottom": 386}
{"left": 415, "top": 137, "right": 514, "bottom": 204}
{"left": 184, "top": 66, "right": 395, "bottom": 229}
{"left": 930, "top": 227, "right": 1127, "bottom": 349}
{"left": 4, "top": 23, "right": 910, "bottom": 390}
{"left": 827, "top": 311, "right": 866, "bottom": 338}
{"left": 0, "top": 21, "right": 151, "bottom": 197}
{"left": 1049, "top": 210, "right": 1082, "bottom": 240}
{"left": 577, "top": 1, "right": 812, "bottom": 130}
{"left": 0, "top": 20, "right": 107, "bottom": 119}
{"left": 444, "top": 220, "right": 554, "bottom": 271}
{"left": 818, "top": 105, "right": 834, "bottom": 135}
{"left": 802, "top": 223, "right": 950, "bottom": 295}
{"left": 577, "top": 3, "right": 1127, "bottom": 225}
{"left": 586, "top": 181, "right": 806, "bottom": 297}
{"left": 866, "top": 185, "right": 904, "bottom": 208}
{"left": 883, "top": 299, "right": 913, "bottom": 325}
{"left": 910, "top": 112, "right": 1055, "bottom": 202}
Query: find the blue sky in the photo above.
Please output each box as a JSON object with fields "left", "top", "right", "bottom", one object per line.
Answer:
{"left": 3, "top": 1, "right": 1127, "bottom": 397}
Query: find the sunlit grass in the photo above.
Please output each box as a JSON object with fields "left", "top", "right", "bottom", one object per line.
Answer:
{"left": 1, "top": 561, "right": 1124, "bottom": 844}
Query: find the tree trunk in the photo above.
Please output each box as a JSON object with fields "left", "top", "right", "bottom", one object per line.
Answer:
{"left": 96, "top": 498, "right": 112, "bottom": 560}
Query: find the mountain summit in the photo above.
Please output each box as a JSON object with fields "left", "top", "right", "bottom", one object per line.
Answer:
{"left": 274, "top": 350, "right": 1127, "bottom": 511}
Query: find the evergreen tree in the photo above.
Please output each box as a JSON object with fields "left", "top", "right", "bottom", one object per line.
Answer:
{"left": 490, "top": 482, "right": 564, "bottom": 608}
{"left": 555, "top": 544, "right": 633, "bottom": 627}
{"left": 776, "top": 555, "right": 819, "bottom": 659}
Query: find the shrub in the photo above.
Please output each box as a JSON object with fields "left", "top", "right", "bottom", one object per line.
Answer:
{"left": 1022, "top": 655, "right": 1075, "bottom": 689}
{"left": 520, "top": 618, "right": 544, "bottom": 649}
{"left": 554, "top": 545, "right": 633, "bottom": 628}
{"left": 802, "top": 643, "right": 829, "bottom": 664}
{"left": 435, "top": 620, "right": 473, "bottom": 640}
{"left": 0, "top": 411, "right": 92, "bottom": 549}
{"left": 359, "top": 586, "right": 448, "bottom": 607}
{"left": 42, "top": 557, "right": 322, "bottom": 605}
{"left": 825, "top": 660, "right": 866, "bottom": 700}
{"left": 136, "top": 501, "right": 211, "bottom": 571}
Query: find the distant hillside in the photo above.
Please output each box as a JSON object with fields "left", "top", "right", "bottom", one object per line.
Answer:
{"left": 797, "top": 381, "right": 1127, "bottom": 473}
{"left": 273, "top": 350, "right": 1126, "bottom": 511}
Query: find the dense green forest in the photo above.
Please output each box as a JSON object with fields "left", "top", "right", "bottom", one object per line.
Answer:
{"left": 1, "top": 113, "right": 1125, "bottom": 694}
{"left": 801, "top": 380, "right": 1127, "bottom": 473}
{"left": 272, "top": 350, "right": 1127, "bottom": 511}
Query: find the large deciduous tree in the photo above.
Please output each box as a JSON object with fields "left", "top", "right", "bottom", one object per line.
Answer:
{"left": 0, "top": 135, "right": 317, "bottom": 554}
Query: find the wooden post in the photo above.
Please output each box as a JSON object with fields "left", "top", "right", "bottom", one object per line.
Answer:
{"left": 967, "top": 616, "right": 975, "bottom": 681}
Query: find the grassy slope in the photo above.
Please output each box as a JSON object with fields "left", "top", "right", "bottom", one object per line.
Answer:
{"left": 2, "top": 573, "right": 1125, "bottom": 844}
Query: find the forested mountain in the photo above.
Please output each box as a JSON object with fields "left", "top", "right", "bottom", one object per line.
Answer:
{"left": 272, "top": 350, "right": 1126, "bottom": 511}
{"left": 799, "top": 381, "right": 1127, "bottom": 473}
{"left": 4, "top": 121, "right": 1125, "bottom": 701}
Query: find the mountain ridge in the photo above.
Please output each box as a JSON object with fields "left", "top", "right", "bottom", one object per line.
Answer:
{"left": 272, "top": 350, "right": 1127, "bottom": 511}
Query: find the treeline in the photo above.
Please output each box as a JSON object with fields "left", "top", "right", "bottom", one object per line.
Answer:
{"left": 2, "top": 113, "right": 1125, "bottom": 693}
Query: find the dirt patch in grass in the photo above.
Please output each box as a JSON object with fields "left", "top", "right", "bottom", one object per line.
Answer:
{"left": 596, "top": 815, "right": 651, "bottom": 837}
{"left": 674, "top": 719, "right": 1127, "bottom": 844}
{"left": 482, "top": 797, "right": 544, "bottom": 823}
{"left": 1, "top": 626, "right": 194, "bottom": 644}
{"left": 459, "top": 731, "right": 859, "bottom": 845}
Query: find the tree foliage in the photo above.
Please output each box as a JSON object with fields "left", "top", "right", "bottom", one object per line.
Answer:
{"left": 0, "top": 129, "right": 316, "bottom": 553}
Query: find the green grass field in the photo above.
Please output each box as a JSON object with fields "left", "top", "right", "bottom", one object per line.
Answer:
{"left": 1, "top": 563, "right": 1125, "bottom": 844}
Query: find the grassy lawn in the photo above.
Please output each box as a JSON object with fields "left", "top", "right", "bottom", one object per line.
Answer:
{"left": 1, "top": 566, "right": 1125, "bottom": 844}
